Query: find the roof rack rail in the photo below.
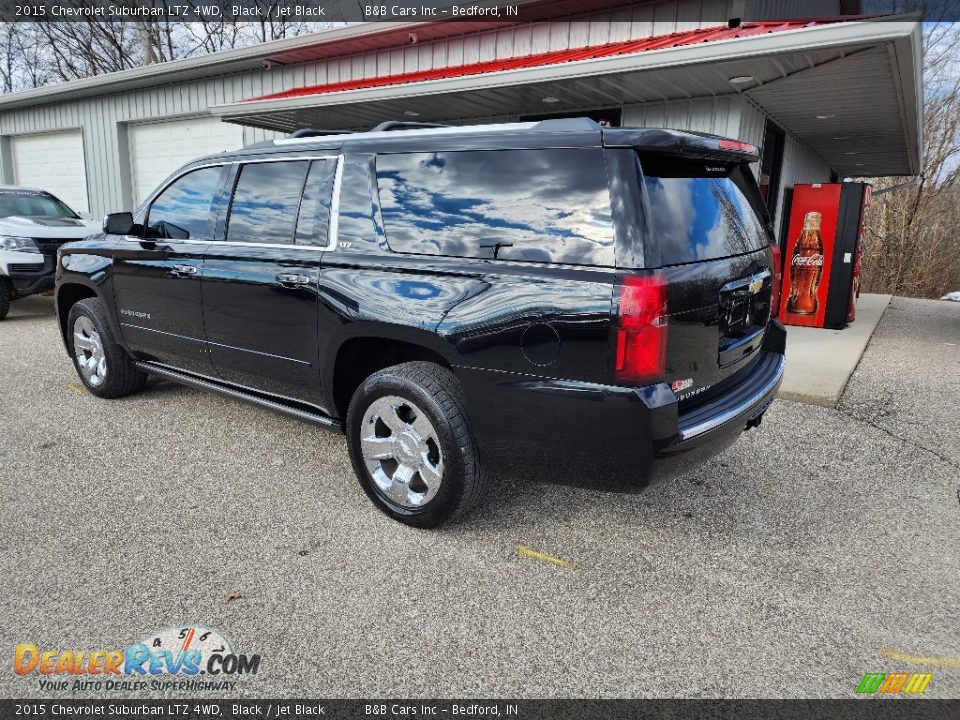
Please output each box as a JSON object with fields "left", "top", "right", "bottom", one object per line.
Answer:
{"left": 371, "top": 121, "right": 451, "bottom": 132}
{"left": 288, "top": 128, "right": 354, "bottom": 138}
{"left": 531, "top": 118, "right": 602, "bottom": 131}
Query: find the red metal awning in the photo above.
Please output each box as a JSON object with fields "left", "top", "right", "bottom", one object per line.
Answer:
{"left": 243, "top": 20, "right": 835, "bottom": 103}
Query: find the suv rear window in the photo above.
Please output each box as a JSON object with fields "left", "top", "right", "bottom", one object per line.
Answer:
{"left": 640, "top": 155, "right": 772, "bottom": 266}
{"left": 376, "top": 148, "right": 614, "bottom": 266}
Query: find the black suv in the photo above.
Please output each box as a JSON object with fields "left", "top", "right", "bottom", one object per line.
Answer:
{"left": 55, "top": 118, "right": 785, "bottom": 527}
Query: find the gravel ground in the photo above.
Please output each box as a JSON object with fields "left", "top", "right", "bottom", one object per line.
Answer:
{"left": 0, "top": 294, "right": 957, "bottom": 699}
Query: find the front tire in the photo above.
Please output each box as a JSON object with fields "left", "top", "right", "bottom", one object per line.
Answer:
{"left": 67, "top": 298, "right": 147, "bottom": 398}
{"left": 346, "top": 361, "right": 483, "bottom": 528}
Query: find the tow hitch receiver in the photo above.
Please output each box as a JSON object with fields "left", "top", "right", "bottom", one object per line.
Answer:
{"left": 745, "top": 398, "right": 775, "bottom": 431}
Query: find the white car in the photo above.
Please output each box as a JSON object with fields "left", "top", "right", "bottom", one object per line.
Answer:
{"left": 0, "top": 186, "right": 98, "bottom": 320}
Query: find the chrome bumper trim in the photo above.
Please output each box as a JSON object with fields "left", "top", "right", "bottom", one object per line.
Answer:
{"left": 678, "top": 355, "right": 785, "bottom": 442}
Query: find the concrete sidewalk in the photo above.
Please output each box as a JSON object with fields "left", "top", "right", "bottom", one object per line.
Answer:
{"left": 777, "top": 293, "right": 892, "bottom": 407}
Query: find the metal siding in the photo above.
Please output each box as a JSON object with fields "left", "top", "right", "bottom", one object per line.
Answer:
{"left": 630, "top": 4, "right": 655, "bottom": 37}
{"left": 623, "top": 95, "right": 743, "bottom": 137}
{"left": 588, "top": 17, "right": 610, "bottom": 45}
{"left": 737, "top": 98, "right": 833, "bottom": 237}
{"left": 773, "top": 132, "right": 832, "bottom": 237}
{"left": 739, "top": 98, "right": 767, "bottom": 180}
{"left": 746, "top": 0, "right": 841, "bottom": 20}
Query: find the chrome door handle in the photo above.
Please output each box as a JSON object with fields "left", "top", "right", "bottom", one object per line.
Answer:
{"left": 170, "top": 264, "right": 198, "bottom": 277}
{"left": 276, "top": 273, "right": 311, "bottom": 287}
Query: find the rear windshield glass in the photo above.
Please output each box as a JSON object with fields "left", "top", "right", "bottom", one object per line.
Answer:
{"left": 640, "top": 154, "right": 772, "bottom": 266}
{"left": 0, "top": 191, "right": 77, "bottom": 219}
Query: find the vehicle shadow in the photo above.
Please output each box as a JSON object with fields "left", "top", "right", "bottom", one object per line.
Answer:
{"left": 1, "top": 312, "right": 54, "bottom": 322}
{"left": 132, "top": 375, "right": 728, "bottom": 534}
{"left": 5, "top": 296, "right": 56, "bottom": 321}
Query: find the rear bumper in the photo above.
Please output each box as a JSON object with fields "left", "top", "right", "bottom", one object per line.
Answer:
{"left": 678, "top": 351, "right": 784, "bottom": 442}
{"left": 458, "top": 340, "right": 784, "bottom": 489}
{"left": 648, "top": 350, "right": 784, "bottom": 485}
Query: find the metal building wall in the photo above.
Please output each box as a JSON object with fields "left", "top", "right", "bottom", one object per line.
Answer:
{"left": 0, "top": 77, "right": 287, "bottom": 217}
{"left": 737, "top": 98, "right": 833, "bottom": 239}
{"left": 622, "top": 95, "right": 744, "bottom": 138}
{"left": 774, "top": 132, "right": 834, "bottom": 229}
{"left": 746, "top": 0, "right": 843, "bottom": 20}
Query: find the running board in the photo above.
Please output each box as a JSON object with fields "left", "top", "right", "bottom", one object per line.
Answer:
{"left": 135, "top": 362, "right": 342, "bottom": 431}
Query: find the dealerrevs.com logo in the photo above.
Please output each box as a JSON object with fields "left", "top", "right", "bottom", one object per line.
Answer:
{"left": 13, "top": 626, "right": 261, "bottom": 692}
{"left": 856, "top": 672, "right": 933, "bottom": 695}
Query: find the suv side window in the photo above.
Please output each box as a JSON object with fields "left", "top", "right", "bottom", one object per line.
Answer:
{"left": 146, "top": 166, "right": 224, "bottom": 240}
{"left": 226, "top": 160, "right": 309, "bottom": 245}
{"left": 295, "top": 158, "right": 338, "bottom": 247}
{"left": 375, "top": 148, "right": 614, "bottom": 266}
{"left": 335, "top": 155, "right": 384, "bottom": 250}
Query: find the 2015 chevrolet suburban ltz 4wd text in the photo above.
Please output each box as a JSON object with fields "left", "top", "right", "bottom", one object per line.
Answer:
{"left": 55, "top": 118, "right": 786, "bottom": 527}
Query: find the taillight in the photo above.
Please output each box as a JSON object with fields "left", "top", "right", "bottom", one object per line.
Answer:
{"left": 614, "top": 274, "right": 668, "bottom": 384}
{"left": 770, "top": 244, "right": 782, "bottom": 315}
{"left": 718, "top": 138, "right": 759, "bottom": 155}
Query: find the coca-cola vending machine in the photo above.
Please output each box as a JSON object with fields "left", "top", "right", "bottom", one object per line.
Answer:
{"left": 779, "top": 182, "right": 871, "bottom": 329}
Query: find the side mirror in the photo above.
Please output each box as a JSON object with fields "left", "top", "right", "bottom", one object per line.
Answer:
{"left": 103, "top": 212, "right": 134, "bottom": 235}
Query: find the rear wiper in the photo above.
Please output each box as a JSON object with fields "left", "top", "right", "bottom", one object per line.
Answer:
{"left": 479, "top": 242, "right": 513, "bottom": 260}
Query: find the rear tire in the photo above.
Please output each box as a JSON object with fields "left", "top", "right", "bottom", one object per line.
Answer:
{"left": 67, "top": 298, "right": 147, "bottom": 398}
{"left": 0, "top": 277, "right": 11, "bottom": 320}
{"left": 346, "top": 361, "right": 483, "bottom": 528}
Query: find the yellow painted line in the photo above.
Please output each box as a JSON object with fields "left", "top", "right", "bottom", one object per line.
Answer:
{"left": 882, "top": 647, "right": 960, "bottom": 668}
{"left": 66, "top": 383, "right": 87, "bottom": 395}
{"left": 516, "top": 545, "right": 574, "bottom": 569}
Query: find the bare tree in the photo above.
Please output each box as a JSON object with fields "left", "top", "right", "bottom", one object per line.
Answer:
{"left": 38, "top": 19, "right": 142, "bottom": 79}
{"left": 0, "top": 0, "right": 334, "bottom": 87}
{"left": 0, "top": 24, "right": 50, "bottom": 91}
{"left": 860, "top": 21, "right": 960, "bottom": 298}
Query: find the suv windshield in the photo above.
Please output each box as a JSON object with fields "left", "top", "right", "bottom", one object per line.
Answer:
{"left": 0, "top": 191, "right": 79, "bottom": 219}
{"left": 640, "top": 154, "right": 773, "bottom": 266}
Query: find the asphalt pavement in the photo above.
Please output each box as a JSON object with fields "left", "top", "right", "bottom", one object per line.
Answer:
{"left": 1, "top": 294, "right": 958, "bottom": 699}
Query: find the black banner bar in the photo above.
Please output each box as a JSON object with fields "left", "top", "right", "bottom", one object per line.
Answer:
{"left": 2, "top": 700, "right": 959, "bottom": 720}
{"left": 0, "top": 0, "right": 954, "bottom": 23}
{"left": 2, "top": 1, "right": 525, "bottom": 23}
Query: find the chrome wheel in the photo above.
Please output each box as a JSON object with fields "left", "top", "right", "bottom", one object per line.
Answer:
{"left": 73, "top": 315, "right": 107, "bottom": 387}
{"left": 360, "top": 394, "right": 444, "bottom": 509}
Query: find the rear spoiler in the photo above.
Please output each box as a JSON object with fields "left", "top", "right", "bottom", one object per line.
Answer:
{"left": 602, "top": 127, "right": 760, "bottom": 163}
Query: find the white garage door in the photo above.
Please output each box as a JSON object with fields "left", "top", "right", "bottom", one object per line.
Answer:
{"left": 129, "top": 117, "right": 244, "bottom": 204}
{"left": 11, "top": 130, "right": 90, "bottom": 213}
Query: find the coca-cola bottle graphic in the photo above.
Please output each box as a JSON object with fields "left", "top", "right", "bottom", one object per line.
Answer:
{"left": 786, "top": 211, "right": 824, "bottom": 315}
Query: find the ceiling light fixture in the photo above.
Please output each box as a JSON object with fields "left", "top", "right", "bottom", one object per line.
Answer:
{"left": 816, "top": 114, "right": 836, "bottom": 120}
{"left": 541, "top": 96, "right": 560, "bottom": 104}
{"left": 728, "top": 75, "right": 754, "bottom": 85}
{"left": 404, "top": 110, "right": 420, "bottom": 117}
